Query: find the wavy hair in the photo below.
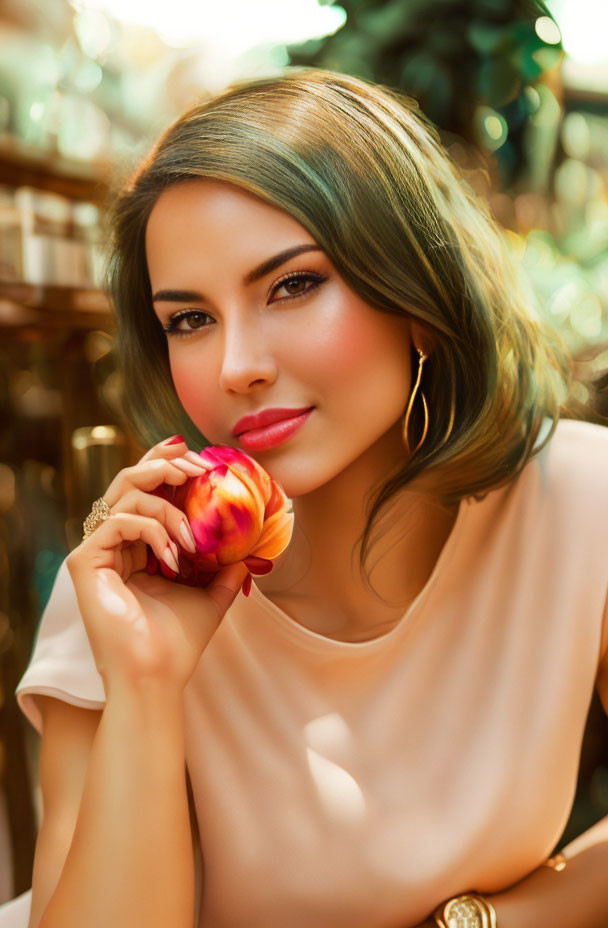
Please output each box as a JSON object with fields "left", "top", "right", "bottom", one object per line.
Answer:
{"left": 107, "top": 67, "right": 574, "bottom": 588}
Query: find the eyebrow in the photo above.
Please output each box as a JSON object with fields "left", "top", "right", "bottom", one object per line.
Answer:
{"left": 152, "top": 243, "right": 323, "bottom": 303}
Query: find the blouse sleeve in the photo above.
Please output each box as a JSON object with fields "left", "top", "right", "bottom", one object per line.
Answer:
{"left": 14, "top": 558, "right": 106, "bottom": 736}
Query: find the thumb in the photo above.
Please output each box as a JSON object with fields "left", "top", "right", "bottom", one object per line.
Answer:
{"left": 205, "top": 561, "right": 251, "bottom": 618}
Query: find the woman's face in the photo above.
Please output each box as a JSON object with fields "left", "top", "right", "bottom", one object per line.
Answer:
{"left": 146, "top": 179, "right": 418, "bottom": 498}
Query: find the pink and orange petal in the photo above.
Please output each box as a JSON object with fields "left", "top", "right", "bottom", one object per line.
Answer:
{"left": 146, "top": 444, "right": 293, "bottom": 596}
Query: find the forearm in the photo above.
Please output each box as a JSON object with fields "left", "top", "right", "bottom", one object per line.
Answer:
{"left": 417, "top": 820, "right": 608, "bottom": 928}
{"left": 39, "top": 680, "right": 194, "bottom": 928}
{"left": 489, "top": 838, "right": 608, "bottom": 928}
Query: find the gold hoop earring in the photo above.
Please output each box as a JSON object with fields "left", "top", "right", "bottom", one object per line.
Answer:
{"left": 403, "top": 348, "right": 429, "bottom": 455}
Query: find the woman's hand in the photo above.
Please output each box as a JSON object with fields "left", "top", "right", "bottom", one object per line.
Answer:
{"left": 66, "top": 436, "right": 249, "bottom": 697}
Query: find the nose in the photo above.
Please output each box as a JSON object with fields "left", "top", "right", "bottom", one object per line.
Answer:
{"left": 218, "top": 317, "right": 278, "bottom": 394}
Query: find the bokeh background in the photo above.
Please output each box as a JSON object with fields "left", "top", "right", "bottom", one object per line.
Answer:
{"left": 1, "top": 0, "right": 607, "bottom": 905}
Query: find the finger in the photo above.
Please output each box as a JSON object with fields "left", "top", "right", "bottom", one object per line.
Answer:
{"left": 105, "top": 457, "right": 207, "bottom": 507}
{"left": 115, "top": 489, "right": 197, "bottom": 554}
{"left": 75, "top": 512, "right": 182, "bottom": 577}
{"left": 139, "top": 434, "right": 190, "bottom": 464}
{"left": 204, "top": 562, "right": 250, "bottom": 620}
{"left": 170, "top": 456, "right": 213, "bottom": 477}
{"left": 119, "top": 539, "right": 149, "bottom": 579}
{"left": 137, "top": 439, "right": 211, "bottom": 469}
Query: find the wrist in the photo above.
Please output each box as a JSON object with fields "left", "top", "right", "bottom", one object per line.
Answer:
{"left": 104, "top": 674, "right": 186, "bottom": 736}
{"left": 431, "top": 852, "right": 575, "bottom": 928}
{"left": 486, "top": 844, "right": 608, "bottom": 928}
{"left": 104, "top": 669, "right": 186, "bottom": 704}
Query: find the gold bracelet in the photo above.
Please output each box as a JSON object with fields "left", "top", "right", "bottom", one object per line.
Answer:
{"left": 433, "top": 892, "right": 497, "bottom": 927}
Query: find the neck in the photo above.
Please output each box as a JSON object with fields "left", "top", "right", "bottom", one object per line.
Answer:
{"left": 257, "top": 425, "right": 458, "bottom": 637}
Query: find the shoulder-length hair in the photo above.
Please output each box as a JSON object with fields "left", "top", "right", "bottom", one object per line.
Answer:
{"left": 107, "top": 66, "right": 573, "bottom": 585}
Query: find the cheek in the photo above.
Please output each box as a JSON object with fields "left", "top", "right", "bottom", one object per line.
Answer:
{"left": 291, "top": 303, "right": 382, "bottom": 385}
{"left": 169, "top": 351, "right": 216, "bottom": 427}
{"left": 309, "top": 303, "right": 410, "bottom": 396}
{"left": 318, "top": 322, "right": 367, "bottom": 375}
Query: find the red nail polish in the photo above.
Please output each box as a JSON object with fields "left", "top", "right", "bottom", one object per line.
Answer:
{"left": 165, "top": 434, "right": 185, "bottom": 445}
{"left": 242, "top": 573, "right": 252, "bottom": 597}
{"left": 242, "top": 555, "right": 273, "bottom": 575}
{"left": 159, "top": 559, "right": 178, "bottom": 580}
{"left": 145, "top": 547, "right": 159, "bottom": 575}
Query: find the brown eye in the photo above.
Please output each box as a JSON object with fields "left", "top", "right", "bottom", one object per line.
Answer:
{"left": 283, "top": 278, "right": 307, "bottom": 295}
{"left": 183, "top": 313, "right": 207, "bottom": 328}
{"left": 162, "top": 310, "right": 214, "bottom": 336}
{"left": 269, "top": 271, "right": 326, "bottom": 303}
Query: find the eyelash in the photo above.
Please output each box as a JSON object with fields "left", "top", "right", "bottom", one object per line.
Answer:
{"left": 161, "top": 270, "right": 327, "bottom": 337}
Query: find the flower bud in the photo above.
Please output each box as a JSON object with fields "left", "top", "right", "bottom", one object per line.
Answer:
{"left": 147, "top": 445, "right": 293, "bottom": 595}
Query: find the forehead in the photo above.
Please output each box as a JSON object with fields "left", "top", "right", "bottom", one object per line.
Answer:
{"left": 145, "top": 179, "right": 314, "bottom": 258}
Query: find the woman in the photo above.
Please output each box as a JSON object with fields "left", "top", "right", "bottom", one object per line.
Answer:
{"left": 15, "top": 68, "right": 608, "bottom": 928}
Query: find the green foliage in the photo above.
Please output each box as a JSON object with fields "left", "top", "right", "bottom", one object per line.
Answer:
{"left": 287, "top": 0, "right": 563, "bottom": 187}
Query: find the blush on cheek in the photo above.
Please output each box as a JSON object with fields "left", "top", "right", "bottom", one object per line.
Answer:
{"left": 171, "top": 364, "right": 214, "bottom": 434}
{"left": 331, "top": 328, "right": 372, "bottom": 373}
{"left": 316, "top": 312, "right": 390, "bottom": 377}
{"left": 309, "top": 306, "right": 412, "bottom": 428}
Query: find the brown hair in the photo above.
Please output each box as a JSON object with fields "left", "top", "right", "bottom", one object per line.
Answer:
{"left": 107, "top": 67, "right": 575, "bottom": 590}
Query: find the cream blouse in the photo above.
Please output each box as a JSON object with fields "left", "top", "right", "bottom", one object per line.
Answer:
{"left": 16, "top": 417, "right": 608, "bottom": 927}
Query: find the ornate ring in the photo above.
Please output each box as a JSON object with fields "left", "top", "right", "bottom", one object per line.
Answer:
{"left": 82, "top": 497, "right": 111, "bottom": 540}
{"left": 433, "top": 893, "right": 497, "bottom": 927}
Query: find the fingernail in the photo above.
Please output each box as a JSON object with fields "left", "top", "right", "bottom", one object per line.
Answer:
{"left": 184, "top": 450, "right": 207, "bottom": 467}
{"left": 179, "top": 520, "right": 197, "bottom": 553}
{"left": 242, "top": 573, "right": 252, "bottom": 597}
{"left": 145, "top": 547, "right": 159, "bottom": 575}
{"left": 165, "top": 434, "right": 185, "bottom": 446}
{"left": 162, "top": 545, "right": 180, "bottom": 573}
{"left": 172, "top": 458, "right": 208, "bottom": 476}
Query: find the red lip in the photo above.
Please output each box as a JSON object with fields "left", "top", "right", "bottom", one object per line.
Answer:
{"left": 232, "top": 406, "right": 315, "bottom": 436}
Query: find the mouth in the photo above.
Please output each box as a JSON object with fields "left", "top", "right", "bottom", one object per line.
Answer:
{"left": 232, "top": 406, "right": 315, "bottom": 437}
{"left": 236, "top": 408, "right": 315, "bottom": 452}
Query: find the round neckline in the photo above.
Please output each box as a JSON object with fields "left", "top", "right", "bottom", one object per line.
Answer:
{"left": 249, "top": 495, "right": 471, "bottom": 654}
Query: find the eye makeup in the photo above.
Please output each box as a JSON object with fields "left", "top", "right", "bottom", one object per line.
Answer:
{"left": 161, "top": 269, "right": 327, "bottom": 337}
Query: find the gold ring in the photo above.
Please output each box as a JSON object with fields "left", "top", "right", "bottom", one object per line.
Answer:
{"left": 433, "top": 893, "right": 497, "bottom": 927}
{"left": 83, "top": 497, "right": 111, "bottom": 539}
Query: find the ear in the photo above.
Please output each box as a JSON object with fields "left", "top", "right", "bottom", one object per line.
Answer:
{"left": 409, "top": 320, "right": 436, "bottom": 358}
